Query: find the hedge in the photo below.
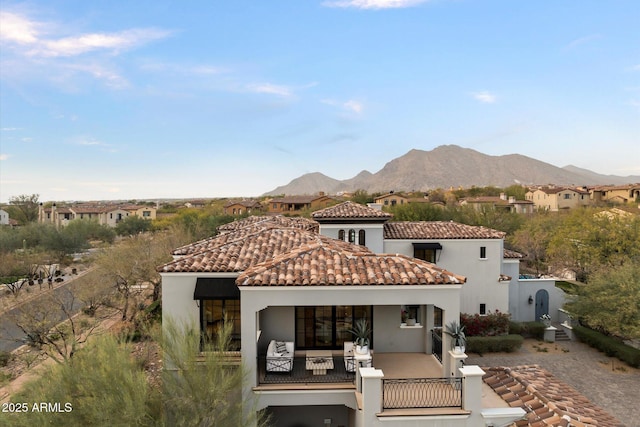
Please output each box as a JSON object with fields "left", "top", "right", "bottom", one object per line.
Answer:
{"left": 466, "top": 334, "right": 524, "bottom": 355}
{"left": 509, "top": 321, "right": 546, "bottom": 339}
{"left": 573, "top": 325, "right": 640, "bottom": 368}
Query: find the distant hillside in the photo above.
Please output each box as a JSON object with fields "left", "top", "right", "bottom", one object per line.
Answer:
{"left": 264, "top": 145, "right": 639, "bottom": 196}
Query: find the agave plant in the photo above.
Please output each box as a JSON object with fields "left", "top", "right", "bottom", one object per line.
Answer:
{"left": 444, "top": 321, "right": 466, "bottom": 348}
{"left": 349, "top": 318, "right": 372, "bottom": 347}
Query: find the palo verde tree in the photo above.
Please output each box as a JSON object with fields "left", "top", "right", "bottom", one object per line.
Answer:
{"left": 6, "top": 194, "right": 40, "bottom": 224}
{"left": 565, "top": 262, "right": 640, "bottom": 339}
{"left": 162, "top": 318, "right": 270, "bottom": 427}
{"left": 5, "top": 334, "right": 157, "bottom": 427}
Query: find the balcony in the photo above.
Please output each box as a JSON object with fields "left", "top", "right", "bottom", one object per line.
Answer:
{"left": 257, "top": 354, "right": 355, "bottom": 387}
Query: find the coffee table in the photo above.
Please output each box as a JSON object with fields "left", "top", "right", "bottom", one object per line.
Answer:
{"left": 305, "top": 350, "right": 334, "bottom": 375}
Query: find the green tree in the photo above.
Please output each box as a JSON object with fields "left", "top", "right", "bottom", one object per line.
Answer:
{"left": 566, "top": 262, "right": 640, "bottom": 339}
{"left": 115, "top": 215, "right": 152, "bottom": 236}
{"left": 351, "top": 189, "right": 373, "bottom": 205}
{"left": 7, "top": 194, "right": 40, "bottom": 224}
{"left": 6, "top": 334, "right": 157, "bottom": 427}
{"left": 510, "top": 212, "right": 560, "bottom": 274}
{"left": 162, "top": 318, "right": 270, "bottom": 427}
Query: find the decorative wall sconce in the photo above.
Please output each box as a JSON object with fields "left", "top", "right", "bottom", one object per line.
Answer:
{"left": 528, "top": 295, "right": 534, "bottom": 305}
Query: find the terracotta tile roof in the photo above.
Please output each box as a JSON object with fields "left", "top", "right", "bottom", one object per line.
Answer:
{"left": 384, "top": 221, "right": 506, "bottom": 239}
{"left": 217, "top": 215, "right": 319, "bottom": 234}
{"left": 270, "top": 195, "right": 330, "bottom": 204}
{"left": 171, "top": 223, "right": 283, "bottom": 256}
{"left": 223, "top": 199, "right": 262, "bottom": 208}
{"left": 504, "top": 249, "right": 525, "bottom": 259}
{"left": 237, "top": 241, "right": 466, "bottom": 286}
{"left": 312, "top": 201, "right": 393, "bottom": 220}
{"left": 530, "top": 186, "right": 590, "bottom": 195}
{"left": 483, "top": 365, "right": 623, "bottom": 427}
{"left": 159, "top": 228, "right": 354, "bottom": 273}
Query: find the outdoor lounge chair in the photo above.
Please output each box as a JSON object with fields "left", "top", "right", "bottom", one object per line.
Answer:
{"left": 266, "top": 340, "right": 294, "bottom": 372}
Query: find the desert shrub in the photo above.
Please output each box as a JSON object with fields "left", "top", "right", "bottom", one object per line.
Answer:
{"left": 574, "top": 325, "right": 640, "bottom": 368}
{"left": 466, "top": 335, "right": 524, "bottom": 355}
{"left": 0, "top": 351, "right": 11, "bottom": 367}
{"left": 461, "top": 310, "right": 510, "bottom": 336}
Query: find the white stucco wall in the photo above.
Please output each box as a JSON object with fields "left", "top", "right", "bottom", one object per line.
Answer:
{"left": 0, "top": 209, "right": 9, "bottom": 225}
{"left": 511, "top": 278, "right": 566, "bottom": 322}
{"left": 318, "top": 222, "right": 385, "bottom": 253}
{"left": 383, "top": 239, "right": 507, "bottom": 315}
{"left": 161, "top": 272, "right": 240, "bottom": 331}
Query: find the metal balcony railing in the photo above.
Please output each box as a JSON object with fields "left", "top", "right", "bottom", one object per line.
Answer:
{"left": 258, "top": 356, "right": 355, "bottom": 385}
{"left": 431, "top": 329, "right": 443, "bottom": 363}
{"left": 382, "top": 377, "right": 462, "bottom": 409}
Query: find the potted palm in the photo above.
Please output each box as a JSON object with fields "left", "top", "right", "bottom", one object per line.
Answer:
{"left": 350, "top": 318, "right": 372, "bottom": 354}
{"left": 444, "top": 321, "right": 466, "bottom": 354}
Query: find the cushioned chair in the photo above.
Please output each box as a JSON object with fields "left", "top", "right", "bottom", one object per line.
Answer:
{"left": 344, "top": 341, "right": 372, "bottom": 372}
{"left": 343, "top": 341, "right": 356, "bottom": 372}
{"left": 266, "top": 340, "right": 294, "bottom": 372}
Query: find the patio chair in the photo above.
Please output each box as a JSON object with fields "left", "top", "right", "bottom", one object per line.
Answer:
{"left": 266, "top": 340, "right": 294, "bottom": 372}
{"left": 344, "top": 341, "right": 356, "bottom": 372}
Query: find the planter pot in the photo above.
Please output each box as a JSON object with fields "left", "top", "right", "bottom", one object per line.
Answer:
{"left": 355, "top": 345, "right": 369, "bottom": 355}
{"left": 406, "top": 318, "right": 416, "bottom": 326}
{"left": 453, "top": 346, "right": 465, "bottom": 354}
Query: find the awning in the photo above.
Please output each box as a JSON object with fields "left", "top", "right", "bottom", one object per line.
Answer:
{"left": 193, "top": 278, "right": 240, "bottom": 299}
{"left": 412, "top": 242, "right": 443, "bottom": 250}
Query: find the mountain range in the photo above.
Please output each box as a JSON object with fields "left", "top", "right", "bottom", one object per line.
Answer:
{"left": 264, "top": 145, "right": 640, "bottom": 196}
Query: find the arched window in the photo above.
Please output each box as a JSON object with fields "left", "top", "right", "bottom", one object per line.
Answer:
{"left": 348, "top": 229, "right": 356, "bottom": 243}
{"left": 338, "top": 229, "right": 345, "bottom": 241}
{"left": 358, "top": 229, "right": 366, "bottom": 246}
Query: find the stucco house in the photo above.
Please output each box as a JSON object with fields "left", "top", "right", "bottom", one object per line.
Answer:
{"left": 525, "top": 186, "right": 590, "bottom": 211}
{"left": 38, "top": 203, "right": 156, "bottom": 228}
{"left": 267, "top": 193, "right": 335, "bottom": 214}
{"left": 223, "top": 199, "right": 263, "bottom": 215}
{"left": 459, "top": 193, "right": 534, "bottom": 214}
{"left": 373, "top": 192, "right": 408, "bottom": 207}
{"left": 590, "top": 183, "right": 640, "bottom": 205}
{"left": 0, "top": 209, "right": 9, "bottom": 226}
{"left": 160, "top": 203, "right": 577, "bottom": 425}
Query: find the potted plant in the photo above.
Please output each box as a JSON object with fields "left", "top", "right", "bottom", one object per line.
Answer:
{"left": 350, "top": 318, "right": 372, "bottom": 354}
{"left": 444, "top": 321, "right": 466, "bottom": 354}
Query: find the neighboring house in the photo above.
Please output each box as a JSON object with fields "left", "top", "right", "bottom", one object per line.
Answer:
{"left": 267, "top": 193, "right": 335, "bottom": 214}
{"left": 459, "top": 193, "right": 534, "bottom": 214}
{"left": 374, "top": 192, "right": 408, "bottom": 207}
{"left": 525, "top": 186, "right": 590, "bottom": 211}
{"left": 38, "top": 203, "right": 156, "bottom": 228}
{"left": 223, "top": 199, "right": 263, "bottom": 215}
{"left": 0, "top": 209, "right": 9, "bottom": 225}
{"left": 590, "top": 183, "right": 640, "bottom": 204}
{"left": 184, "top": 199, "right": 207, "bottom": 208}
{"left": 160, "top": 220, "right": 525, "bottom": 426}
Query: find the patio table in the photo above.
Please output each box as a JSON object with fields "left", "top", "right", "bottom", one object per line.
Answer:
{"left": 305, "top": 350, "right": 334, "bottom": 375}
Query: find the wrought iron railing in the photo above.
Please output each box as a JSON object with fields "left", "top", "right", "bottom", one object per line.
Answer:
{"left": 382, "top": 378, "right": 462, "bottom": 409}
{"left": 431, "top": 329, "right": 443, "bottom": 363}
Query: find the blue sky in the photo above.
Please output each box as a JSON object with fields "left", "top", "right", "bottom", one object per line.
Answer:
{"left": 1, "top": 0, "right": 639, "bottom": 203}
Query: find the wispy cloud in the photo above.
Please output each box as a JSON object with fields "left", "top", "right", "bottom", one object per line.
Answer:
{"left": 246, "top": 83, "right": 293, "bottom": 98}
{"left": 1, "top": 127, "right": 22, "bottom": 131}
{"left": 472, "top": 91, "right": 497, "bottom": 104}
{"left": 322, "top": 98, "right": 365, "bottom": 114}
{"left": 66, "top": 63, "right": 129, "bottom": 89}
{"left": 322, "top": 0, "right": 428, "bottom": 9}
{"left": 565, "top": 34, "right": 602, "bottom": 50}
{"left": 74, "top": 137, "right": 117, "bottom": 152}
{"left": 0, "top": 154, "right": 9, "bottom": 161}
{"left": 1, "top": 11, "right": 171, "bottom": 58}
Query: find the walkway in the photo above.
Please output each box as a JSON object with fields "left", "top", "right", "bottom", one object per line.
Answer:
{"left": 466, "top": 339, "right": 639, "bottom": 427}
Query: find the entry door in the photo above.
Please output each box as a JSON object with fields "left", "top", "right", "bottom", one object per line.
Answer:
{"left": 535, "top": 289, "right": 549, "bottom": 321}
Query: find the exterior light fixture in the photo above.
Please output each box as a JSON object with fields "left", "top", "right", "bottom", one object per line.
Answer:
{"left": 528, "top": 295, "right": 534, "bottom": 305}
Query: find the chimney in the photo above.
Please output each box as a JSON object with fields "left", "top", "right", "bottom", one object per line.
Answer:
{"left": 500, "top": 193, "right": 507, "bottom": 200}
{"left": 509, "top": 196, "right": 516, "bottom": 203}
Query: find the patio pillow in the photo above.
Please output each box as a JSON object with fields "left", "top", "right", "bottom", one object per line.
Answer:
{"left": 275, "top": 341, "right": 287, "bottom": 353}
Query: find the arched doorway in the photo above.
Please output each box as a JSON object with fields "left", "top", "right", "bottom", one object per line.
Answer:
{"left": 535, "top": 289, "right": 549, "bottom": 321}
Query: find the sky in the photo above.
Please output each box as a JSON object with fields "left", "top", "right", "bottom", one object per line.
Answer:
{"left": 1, "top": 0, "right": 639, "bottom": 203}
